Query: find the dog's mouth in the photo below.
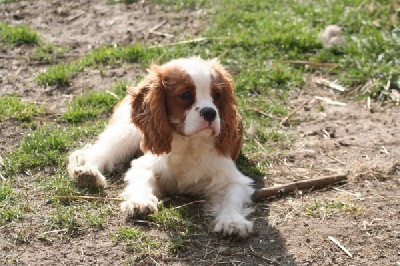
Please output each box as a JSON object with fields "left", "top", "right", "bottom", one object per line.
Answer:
{"left": 196, "top": 121, "right": 219, "bottom": 136}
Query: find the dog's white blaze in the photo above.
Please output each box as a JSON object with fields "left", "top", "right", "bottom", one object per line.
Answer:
{"left": 167, "top": 57, "right": 212, "bottom": 101}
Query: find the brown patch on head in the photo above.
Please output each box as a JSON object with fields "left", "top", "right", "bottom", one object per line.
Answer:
{"left": 129, "top": 64, "right": 173, "bottom": 155}
{"left": 208, "top": 58, "right": 243, "bottom": 160}
{"left": 129, "top": 63, "right": 198, "bottom": 154}
{"left": 162, "top": 65, "right": 196, "bottom": 135}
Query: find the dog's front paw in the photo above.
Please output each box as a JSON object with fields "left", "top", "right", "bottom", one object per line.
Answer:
{"left": 214, "top": 213, "right": 253, "bottom": 238}
{"left": 121, "top": 196, "right": 159, "bottom": 217}
{"left": 71, "top": 166, "right": 107, "bottom": 188}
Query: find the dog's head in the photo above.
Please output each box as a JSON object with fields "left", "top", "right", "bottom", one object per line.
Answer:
{"left": 129, "top": 57, "right": 242, "bottom": 159}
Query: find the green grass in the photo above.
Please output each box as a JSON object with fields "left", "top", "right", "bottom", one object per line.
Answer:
{"left": 31, "top": 44, "right": 66, "bottom": 64}
{"left": 305, "top": 199, "right": 364, "bottom": 219}
{"left": 40, "top": 172, "right": 80, "bottom": 197}
{"left": 47, "top": 201, "right": 81, "bottom": 231}
{"left": 47, "top": 200, "right": 114, "bottom": 230}
{"left": 36, "top": 45, "right": 162, "bottom": 86}
{"left": 149, "top": 203, "right": 192, "bottom": 232}
{"left": 0, "top": 94, "right": 44, "bottom": 124}
{"left": 156, "top": 0, "right": 208, "bottom": 10}
{"left": 109, "top": 226, "right": 161, "bottom": 253}
{"left": 62, "top": 81, "right": 128, "bottom": 123}
{"left": 0, "top": 182, "right": 23, "bottom": 224}
{"left": 1, "top": 122, "right": 105, "bottom": 177}
{"left": 0, "top": 22, "right": 38, "bottom": 46}
{"left": 206, "top": 0, "right": 399, "bottom": 103}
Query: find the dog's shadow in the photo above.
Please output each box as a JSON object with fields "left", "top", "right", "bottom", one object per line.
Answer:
{"left": 164, "top": 196, "right": 296, "bottom": 265}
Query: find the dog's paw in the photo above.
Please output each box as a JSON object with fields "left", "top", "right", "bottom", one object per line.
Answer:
{"left": 214, "top": 213, "right": 253, "bottom": 238}
{"left": 71, "top": 166, "right": 107, "bottom": 188}
{"left": 68, "top": 148, "right": 90, "bottom": 169}
{"left": 121, "top": 196, "right": 159, "bottom": 217}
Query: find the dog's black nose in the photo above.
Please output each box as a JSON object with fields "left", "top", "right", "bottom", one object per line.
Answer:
{"left": 200, "top": 107, "right": 217, "bottom": 122}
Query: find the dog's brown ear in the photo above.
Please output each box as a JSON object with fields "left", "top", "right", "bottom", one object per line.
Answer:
{"left": 208, "top": 58, "right": 243, "bottom": 160}
{"left": 129, "top": 64, "right": 172, "bottom": 155}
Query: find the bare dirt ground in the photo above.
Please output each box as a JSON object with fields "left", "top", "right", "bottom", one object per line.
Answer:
{"left": 1, "top": 1, "right": 399, "bottom": 265}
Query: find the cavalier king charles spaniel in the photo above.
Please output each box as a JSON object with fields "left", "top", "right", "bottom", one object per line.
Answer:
{"left": 68, "top": 56, "right": 254, "bottom": 237}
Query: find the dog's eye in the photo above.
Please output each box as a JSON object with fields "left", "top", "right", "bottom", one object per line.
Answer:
{"left": 181, "top": 91, "right": 192, "bottom": 100}
{"left": 214, "top": 92, "right": 221, "bottom": 101}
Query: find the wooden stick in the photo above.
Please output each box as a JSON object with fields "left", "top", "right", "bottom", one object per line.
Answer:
{"left": 252, "top": 173, "right": 348, "bottom": 201}
{"left": 53, "top": 195, "right": 124, "bottom": 202}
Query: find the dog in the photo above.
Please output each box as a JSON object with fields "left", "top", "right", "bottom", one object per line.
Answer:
{"left": 67, "top": 56, "right": 254, "bottom": 237}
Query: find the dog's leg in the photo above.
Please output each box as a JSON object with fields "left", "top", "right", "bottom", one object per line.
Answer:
{"left": 209, "top": 161, "right": 254, "bottom": 237}
{"left": 68, "top": 95, "right": 141, "bottom": 187}
{"left": 120, "top": 155, "right": 161, "bottom": 216}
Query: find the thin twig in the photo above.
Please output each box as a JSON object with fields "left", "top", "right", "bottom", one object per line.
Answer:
{"left": 249, "top": 244, "right": 282, "bottom": 265}
{"left": 149, "top": 31, "right": 174, "bottom": 38}
{"left": 314, "top": 96, "right": 346, "bottom": 106}
{"left": 313, "top": 77, "right": 346, "bottom": 92}
{"left": 284, "top": 60, "right": 339, "bottom": 68}
{"left": 380, "top": 146, "right": 389, "bottom": 155}
{"left": 328, "top": 236, "right": 353, "bottom": 257}
{"left": 252, "top": 173, "right": 348, "bottom": 201}
{"left": 105, "top": 90, "right": 119, "bottom": 99}
{"left": 249, "top": 107, "right": 280, "bottom": 120}
{"left": 254, "top": 138, "right": 269, "bottom": 154}
{"left": 280, "top": 99, "right": 310, "bottom": 126}
{"left": 53, "top": 195, "right": 124, "bottom": 202}
{"left": 150, "top": 37, "right": 230, "bottom": 48}
{"left": 172, "top": 199, "right": 206, "bottom": 209}
{"left": 149, "top": 20, "right": 167, "bottom": 32}
{"left": 42, "top": 229, "right": 68, "bottom": 235}
{"left": 322, "top": 153, "right": 347, "bottom": 165}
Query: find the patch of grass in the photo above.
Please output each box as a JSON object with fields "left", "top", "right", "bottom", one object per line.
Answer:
{"left": 62, "top": 81, "right": 129, "bottom": 123}
{"left": 0, "top": 94, "right": 44, "bottom": 123}
{"left": 40, "top": 172, "right": 80, "bottom": 197}
{"left": 148, "top": 203, "right": 194, "bottom": 253}
{"left": 109, "top": 226, "right": 161, "bottom": 253}
{"left": 46, "top": 199, "right": 113, "bottom": 231}
{"left": 149, "top": 204, "right": 192, "bottom": 232}
{"left": 36, "top": 45, "right": 161, "bottom": 86}
{"left": 204, "top": 0, "right": 398, "bottom": 103}
{"left": 0, "top": 22, "right": 38, "bottom": 46}
{"left": 47, "top": 201, "right": 80, "bottom": 231}
{"left": 156, "top": 0, "right": 209, "bottom": 10}
{"left": 31, "top": 44, "right": 66, "bottom": 64}
{"left": 0, "top": 182, "right": 23, "bottom": 224}
{"left": 84, "top": 203, "right": 113, "bottom": 228}
{"left": 305, "top": 199, "right": 364, "bottom": 219}
{"left": 2, "top": 122, "right": 105, "bottom": 177}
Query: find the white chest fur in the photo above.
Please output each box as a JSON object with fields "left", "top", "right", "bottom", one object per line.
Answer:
{"left": 161, "top": 131, "right": 220, "bottom": 193}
